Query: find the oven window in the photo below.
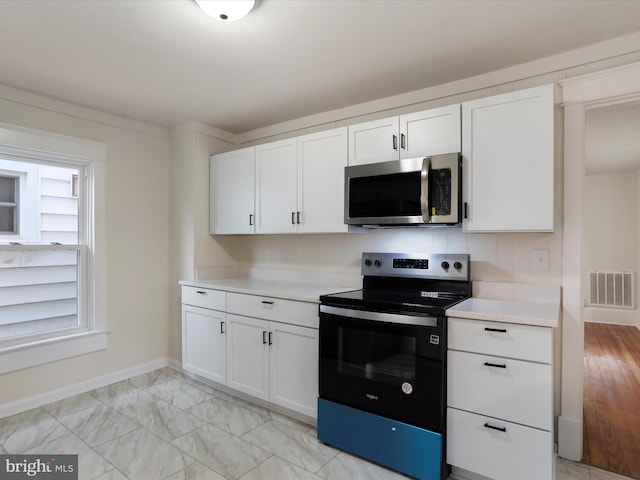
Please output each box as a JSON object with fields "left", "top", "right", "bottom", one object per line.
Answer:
{"left": 337, "top": 324, "right": 416, "bottom": 384}
{"left": 349, "top": 171, "right": 421, "bottom": 218}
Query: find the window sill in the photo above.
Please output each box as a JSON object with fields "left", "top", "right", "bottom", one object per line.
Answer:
{"left": 0, "top": 330, "right": 109, "bottom": 374}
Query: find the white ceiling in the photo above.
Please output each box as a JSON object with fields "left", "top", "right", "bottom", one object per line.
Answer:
{"left": 1, "top": 0, "right": 640, "bottom": 134}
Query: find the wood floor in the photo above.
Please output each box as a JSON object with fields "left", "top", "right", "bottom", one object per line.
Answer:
{"left": 583, "top": 321, "right": 640, "bottom": 479}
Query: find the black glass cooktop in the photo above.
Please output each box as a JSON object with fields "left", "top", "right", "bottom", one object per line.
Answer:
{"left": 320, "top": 286, "right": 469, "bottom": 316}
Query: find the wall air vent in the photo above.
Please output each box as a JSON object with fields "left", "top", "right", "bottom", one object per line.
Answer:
{"left": 588, "top": 271, "right": 635, "bottom": 309}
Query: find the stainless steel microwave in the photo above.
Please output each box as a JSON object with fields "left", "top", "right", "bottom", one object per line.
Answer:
{"left": 344, "top": 153, "right": 462, "bottom": 226}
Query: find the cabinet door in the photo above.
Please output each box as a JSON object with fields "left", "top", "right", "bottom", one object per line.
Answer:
{"left": 182, "top": 305, "right": 226, "bottom": 384}
{"left": 256, "top": 139, "right": 298, "bottom": 233}
{"left": 399, "top": 104, "right": 461, "bottom": 159}
{"left": 226, "top": 314, "right": 269, "bottom": 400}
{"left": 348, "top": 116, "right": 400, "bottom": 165}
{"left": 269, "top": 322, "right": 319, "bottom": 418}
{"left": 462, "top": 84, "right": 554, "bottom": 232}
{"left": 297, "top": 127, "right": 348, "bottom": 233}
{"left": 210, "top": 147, "right": 255, "bottom": 234}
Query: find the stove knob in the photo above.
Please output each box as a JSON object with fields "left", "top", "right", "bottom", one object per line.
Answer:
{"left": 454, "top": 261, "right": 463, "bottom": 270}
{"left": 441, "top": 261, "right": 450, "bottom": 270}
{"left": 364, "top": 259, "right": 372, "bottom": 267}
{"left": 374, "top": 259, "right": 382, "bottom": 267}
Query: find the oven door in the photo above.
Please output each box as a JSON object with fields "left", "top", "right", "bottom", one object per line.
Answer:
{"left": 319, "top": 305, "right": 446, "bottom": 432}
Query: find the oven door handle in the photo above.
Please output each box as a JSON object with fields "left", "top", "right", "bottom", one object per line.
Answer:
{"left": 320, "top": 305, "right": 438, "bottom": 327}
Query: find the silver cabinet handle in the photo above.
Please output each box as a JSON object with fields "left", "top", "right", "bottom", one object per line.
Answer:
{"left": 296, "top": 211, "right": 301, "bottom": 224}
{"left": 400, "top": 133, "right": 406, "bottom": 149}
{"left": 392, "top": 134, "right": 398, "bottom": 150}
{"left": 220, "top": 321, "right": 225, "bottom": 334}
{"left": 268, "top": 331, "right": 273, "bottom": 345}
{"left": 249, "top": 214, "right": 254, "bottom": 226}
{"left": 262, "top": 331, "right": 267, "bottom": 344}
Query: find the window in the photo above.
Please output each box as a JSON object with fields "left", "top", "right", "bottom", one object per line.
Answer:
{"left": 0, "top": 159, "right": 84, "bottom": 345}
{"left": 0, "top": 174, "right": 19, "bottom": 234}
{"left": 0, "top": 124, "right": 106, "bottom": 373}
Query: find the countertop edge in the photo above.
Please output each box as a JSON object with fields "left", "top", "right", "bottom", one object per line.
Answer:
{"left": 179, "top": 279, "right": 353, "bottom": 304}
{"left": 446, "top": 298, "right": 559, "bottom": 328}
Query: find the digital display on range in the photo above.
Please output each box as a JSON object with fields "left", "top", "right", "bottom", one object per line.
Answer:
{"left": 393, "top": 258, "right": 429, "bottom": 269}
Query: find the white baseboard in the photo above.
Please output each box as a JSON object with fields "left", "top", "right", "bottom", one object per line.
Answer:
{"left": 167, "top": 357, "right": 182, "bottom": 371}
{"left": 0, "top": 357, "right": 170, "bottom": 419}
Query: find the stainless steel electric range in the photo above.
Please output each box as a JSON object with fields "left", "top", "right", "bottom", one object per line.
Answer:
{"left": 317, "top": 252, "right": 471, "bottom": 480}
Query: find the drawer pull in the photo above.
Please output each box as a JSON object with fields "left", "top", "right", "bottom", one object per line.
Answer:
{"left": 484, "top": 423, "right": 507, "bottom": 433}
{"left": 484, "top": 327, "right": 507, "bottom": 333}
{"left": 484, "top": 362, "right": 507, "bottom": 369}
{"left": 196, "top": 290, "right": 207, "bottom": 295}
{"left": 261, "top": 300, "right": 274, "bottom": 305}
{"left": 484, "top": 423, "right": 507, "bottom": 432}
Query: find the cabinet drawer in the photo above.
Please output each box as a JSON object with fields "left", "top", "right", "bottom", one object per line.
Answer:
{"left": 226, "top": 292, "right": 318, "bottom": 328}
{"left": 447, "top": 408, "right": 554, "bottom": 480}
{"left": 448, "top": 317, "right": 552, "bottom": 363}
{"left": 182, "top": 286, "right": 226, "bottom": 310}
{"left": 447, "top": 350, "right": 552, "bottom": 430}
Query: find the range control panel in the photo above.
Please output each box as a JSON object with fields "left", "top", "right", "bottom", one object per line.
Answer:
{"left": 361, "top": 252, "right": 470, "bottom": 280}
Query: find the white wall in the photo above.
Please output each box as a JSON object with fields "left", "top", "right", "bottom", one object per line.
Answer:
{"left": 583, "top": 171, "right": 640, "bottom": 325}
{"left": 0, "top": 85, "right": 170, "bottom": 406}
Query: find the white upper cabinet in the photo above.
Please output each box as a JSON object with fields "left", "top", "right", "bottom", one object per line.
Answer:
{"left": 348, "top": 116, "right": 400, "bottom": 165}
{"left": 348, "top": 104, "right": 461, "bottom": 165}
{"left": 210, "top": 147, "right": 255, "bottom": 234}
{"left": 256, "top": 138, "right": 298, "bottom": 234}
{"left": 400, "top": 105, "right": 461, "bottom": 159}
{"left": 255, "top": 128, "right": 348, "bottom": 234}
{"left": 462, "top": 84, "right": 554, "bottom": 232}
{"left": 297, "top": 127, "right": 348, "bottom": 233}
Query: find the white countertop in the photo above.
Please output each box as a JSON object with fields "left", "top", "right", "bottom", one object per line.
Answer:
{"left": 446, "top": 297, "right": 559, "bottom": 328}
{"left": 180, "top": 278, "right": 354, "bottom": 303}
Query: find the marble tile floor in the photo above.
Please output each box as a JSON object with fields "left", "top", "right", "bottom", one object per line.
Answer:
{"left": 0, "top": 367, "right": 633, "bottom": 480}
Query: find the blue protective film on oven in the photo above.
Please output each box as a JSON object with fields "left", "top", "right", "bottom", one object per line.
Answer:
{"left": 317, "top": 397, "right": 443, "bottom": 480}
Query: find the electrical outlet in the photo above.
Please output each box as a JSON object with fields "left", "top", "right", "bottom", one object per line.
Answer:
{"left": 532, "top": 249, "right": 549, "bottom": 271}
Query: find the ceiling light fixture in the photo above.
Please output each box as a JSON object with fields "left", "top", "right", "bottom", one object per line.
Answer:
{"left": 195, "top": 0, "right": 255, "bottom": 22}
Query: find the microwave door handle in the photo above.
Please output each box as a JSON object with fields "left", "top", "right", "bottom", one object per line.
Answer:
{"left": 421, "top": 157, "right": 431, "bottom": 223}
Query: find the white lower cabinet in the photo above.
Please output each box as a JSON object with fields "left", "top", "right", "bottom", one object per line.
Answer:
{"left": 447, "top": 408, "right": 554, "bottom": 480}
{"left": 226, "top": 314, "right": 270, "bottom": 400}
{"left": 181, "top": 286, "right": 319, "bottom": 418}
{"left": 269, "top": 321, "right": 318, "bottom": 417}
{"left": 181, "top": 287, "right": 227, "bottom": 384}
{"left": 447, "top": 317, "right": 554, "bottom": 480}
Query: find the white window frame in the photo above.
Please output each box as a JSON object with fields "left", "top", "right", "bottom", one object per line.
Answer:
{"left": 0, "top": 123, "right": 106, "bottom": 373}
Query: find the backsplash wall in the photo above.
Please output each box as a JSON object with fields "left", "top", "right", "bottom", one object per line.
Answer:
{"left": 230, "top": 228, "right": 562, "bottom": 286}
